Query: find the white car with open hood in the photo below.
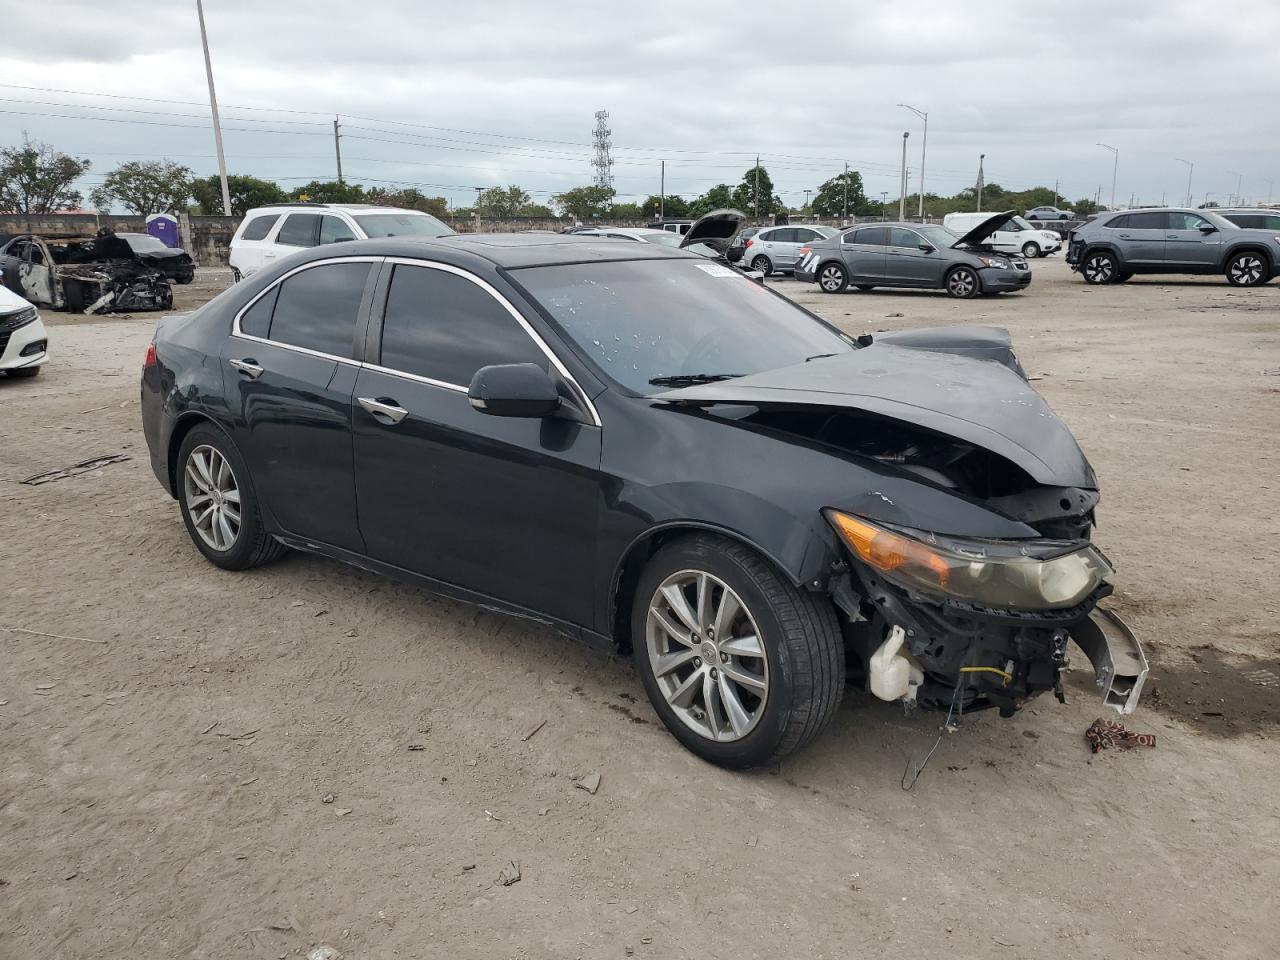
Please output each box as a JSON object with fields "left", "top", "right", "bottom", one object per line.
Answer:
{"left": 943, "top": 211, "right": 1063, "bottom": 259}
{"left": 0, "top": 285, "right": 48, "bottom": 378}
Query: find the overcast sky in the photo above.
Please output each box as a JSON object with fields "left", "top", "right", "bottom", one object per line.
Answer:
{"left": 1, "top": 0, "right": 1277, "bottom": 212}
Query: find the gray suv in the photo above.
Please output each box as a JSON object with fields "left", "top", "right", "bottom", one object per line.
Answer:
{"left": 742, "top": 225, "right": 836, "bottom": 275}
{"left": 1066, "top": 208, "right": 1278, "bottom": 286}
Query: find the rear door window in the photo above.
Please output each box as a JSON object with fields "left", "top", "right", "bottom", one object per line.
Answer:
{"left": 277, "top": 213, "right": 320, "bottom": 247}
{"left": 319, "top": 215, "right": 357, "bottom": 245}
{"left": 265, "top": 261, "right": 371, "bottom": 357}
{"left": 1126, "top": 212, "right": 1167, "bottom": 230}
{"left": 850, "top": 227, "right": 889, "bottom": 245}
{"left": 378, "top": 264, "right": 546, "bottom": 386}
{"left": 241, "top": 214, "right": 280, "bottom": 241}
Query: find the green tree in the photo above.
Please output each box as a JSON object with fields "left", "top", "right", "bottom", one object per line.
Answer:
{"left": 812, "top": 170, "right": 868, "bottom": 219}
{"left": 731, "top": 165, "right": 781, "bottom": 217}
{"left": 364, "top": 186, "right": 448, "bottom": 217}
{"left": 639, "top": 194, "right": 690, "bottom": 220}
{"left": 554, "top": 184, "right": 614, "bottom": 220}
{"left": 0, "top": 138, "right": 91, "bottom": 213}
{"left": 191, "top": 174, "right": 287, "bottom": 215}
{"left": 291, "top": 180, "right": 365, "bottom": 204}
{"left": 687, "top": 183, "right": 735, "bottom": 218}
{"left": 610, "top": 201, "right": 642, "bottom": 219}
{"left": 476, "top": 184, "right": 532, "bottom": 218}
{"left": 90, "top": 160, "right": 193, "bottom": 214}
{"left": 523, "top": 203, "right": 555, "bottom": 218}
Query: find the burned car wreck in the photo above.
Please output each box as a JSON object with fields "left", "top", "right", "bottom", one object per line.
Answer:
{"left": 140, "top": 235, "right": 1145, "bottom": 768}
{"left": 0, "top": 229, "right": 174, "bottom": 313}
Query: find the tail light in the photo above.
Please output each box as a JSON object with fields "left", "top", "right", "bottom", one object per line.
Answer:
{"left": 798, "top": 246, "right": 812, "bottom": 256}
{"left": 144, "top": 341, "right": 157, "bottom": 369}
{"left": 744, "top": 238, "right": 754, "bottom": 249}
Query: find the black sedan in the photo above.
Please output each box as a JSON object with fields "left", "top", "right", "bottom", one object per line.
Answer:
{"left": 118, "top": 233, "right": 196, "bottom": 284}
{"left": 141, "top": 235, "right": 1146, "bottom": 767}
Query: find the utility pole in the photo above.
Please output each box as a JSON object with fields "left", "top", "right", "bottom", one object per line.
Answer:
{"left": 659, "top": 160, "right": 664, "bottom": 221}
{"left": 1177, "top": 158, "right": 1193, "bottom": 207}
{"left": 880, "top": 191, "right": 887, "bottom": 221}
{"left": 333, "top": 116, "right": 343, "bottom": 184}
{"left": 1053, "top": 179, "right": 1059, "bottom": 206}
{"left": 839, "top": 160, "right": 849, "bottom": 222}
{"left": 898, "top": 132, "right": 910, "bottom": 220}
{"left": 1265, "top": 178, "right": 1274, "bottom": 204}
{"left": 474, "top": 186, "right": 483, "bottom": 231}
{"left": 1097, "top": 143, "right": 1118, "bottom": 210}
{"left": 898, "top": 103, "right": 927, "bottom": 219}
{"left": 803, "top": 189, "right": 811, "bottom": 213}
{"left": 1227, "top": 170, "right": 1243, "bottom": 206}
{"left": 754, "top": 154, "right": 759, "bottom": 220}
{"left": 195, "top": 0, "right": 231, "bottom": 217}
{"left": 977, "top": 153, "right": 985, "bottom": 212}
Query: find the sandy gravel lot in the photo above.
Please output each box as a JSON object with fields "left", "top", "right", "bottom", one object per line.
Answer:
{"left": 2, "top": 258, "right": 1277, "bottom": 959}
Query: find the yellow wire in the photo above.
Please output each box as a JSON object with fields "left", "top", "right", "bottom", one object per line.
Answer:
{"left": 959, "top": 665, "right": 1013, "bottom": 685}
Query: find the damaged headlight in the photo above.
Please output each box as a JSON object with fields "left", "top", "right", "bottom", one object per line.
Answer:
{"left": 978, "top": 256, "right": 1011, "bottom": 269}
{"left": 825, "top": 510, "right": 1113, "bottom": 610}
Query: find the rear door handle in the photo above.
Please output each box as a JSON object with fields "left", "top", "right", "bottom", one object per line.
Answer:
{"left": 358, "top": 396, "right": 409, "bottom": 424}
{"left": 229, "top": 358, "right": 264, "bottom": 378}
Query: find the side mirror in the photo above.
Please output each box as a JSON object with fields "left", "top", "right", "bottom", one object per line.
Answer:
{"left": 468, "top": 363, "right": 561, "bottom": 418}
{"left": 918, "top": 243, "right": 935, "bottom": 253}
{"left": 1198, "top": 223, "right": 1217, "bottom": 234}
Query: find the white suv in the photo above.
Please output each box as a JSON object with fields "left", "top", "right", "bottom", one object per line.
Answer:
{"left": 228, "top": 204, "right": 454, "bottom": 280}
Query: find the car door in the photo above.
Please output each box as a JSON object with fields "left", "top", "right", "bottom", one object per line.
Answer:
{"left": 883, "top": 227, "right": 943, "bottom": 286}
{"left": 268, "top": 212, "right": 321, "bottom": 268}
{"left": 1164, "top": 211, "right": 1224, "bottom": 270}
{"left": 0, "top": 237, "right": 56, "bottom": 306}
{"left": 1111, "top": 211, "right": 1167, "bottom": 267}
{"left": 840, "top": 227, "right": 888, "bottom": 282}
{"left": 222, "top": 256, "right": 376, "bottom": 553}
{"left": 754, "top": 228, "right": 787, "bottom": 266}
{"left": 351, "top": 259, "right": 603, "bottom": 627}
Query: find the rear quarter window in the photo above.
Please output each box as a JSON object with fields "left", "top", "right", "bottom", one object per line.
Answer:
{"left": 240, "top": 214, "right": 279, "bottom": 242}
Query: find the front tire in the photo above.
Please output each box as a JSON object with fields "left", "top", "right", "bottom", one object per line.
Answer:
{"left": 817, "top": 261, "right": 848, "bottom": 293}
{"left": 632, "top": 535, "right": 844, "bottom": 768}
{"left": 1022, "top": 241, "right": 1041, "bottom": 259}
{"left": 1082, "top": 250, "right": 1118, "bottom": 284}
{"left": 945, "top": 265, "right": 980, "bottom": 298}
{"left": 750, "top": 255, "right": 773, "bottom": 277}
{"left": 1225, "top": 251, "right": 1270, "bottom": 287}
{"left": 177, "top": 423, "right": 287, "bottom": 571}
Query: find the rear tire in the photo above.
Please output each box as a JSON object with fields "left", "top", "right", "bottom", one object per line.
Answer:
{"left": 750, "top": 255, "right": 773, "bottom": 277}
{"left": 1082, "top": 250, "right": 1118, "bottom": 284}
{"left": 177, "top": 423, "right": 288, "bottom": 571}
{"left": 632, "top": 534, "right": 844, "bottom": 769}
{"left": 1225, "top": 251, "right": 1270, "bottom": 287}
{"left": 945, "top": 265, "right": 981, "bottom": 298}
{"left": 1022, "top": 242, "right": 1041, "bottom": 259}
{"left": 817, "top": 261, "right": 848, "bottom": 293}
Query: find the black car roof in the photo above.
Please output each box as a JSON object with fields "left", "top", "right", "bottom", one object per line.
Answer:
{"left": 276, "top": 234, "right": 693, "bottom": 270}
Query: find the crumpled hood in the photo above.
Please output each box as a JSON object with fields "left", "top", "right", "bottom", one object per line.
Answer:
{"left": 656, "top": 341, "right": 1095, "bottom": 488}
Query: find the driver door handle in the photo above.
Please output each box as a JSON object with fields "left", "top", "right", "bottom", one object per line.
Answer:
{"left": 358, "top": 396, "right": 409, "bottom": 424}
{"left": 229, "top": 358, "right": 264, "bottom": 378}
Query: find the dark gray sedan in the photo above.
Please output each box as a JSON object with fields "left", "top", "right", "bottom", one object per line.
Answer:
{"left": 795, "top": 213, "right": 1032, "bottom": 298}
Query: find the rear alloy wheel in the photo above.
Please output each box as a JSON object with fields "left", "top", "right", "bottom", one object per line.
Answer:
{"left": 633, "top": 535, "right": 843, "bottom": 768}
{"left": 945, "top": 265, "right": 980, "bottom": 298}
{"left": 817, "top": 262, "right": 848, "bottom": 293}
{"left": 1226, "top": 251, "right": 1269, "bottom": 287}
{"left": 1082, "top": 250, "right": 1117, "bottom": 284}
{"left": 1022, "top": 241, "right": 1041, "bottom": 259}
{"left": 177, "top": 424, "right": 287, "bottom": 571}
{"left": 750, "top": 255, "right": 773, "bottom": 277}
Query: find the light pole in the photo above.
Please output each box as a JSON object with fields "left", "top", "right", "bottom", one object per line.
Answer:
{"left": 1265, "top": 178, "right": 1274, "bottom": 204}
{"left": 880, "top": 191, "right": 888, "bottom": 221}
{"left": 195, "top": 0, "right": 231, "bottom": 217}
{"left": 977, "top": 153, "right": 985, "bottom": 212}
{"left": 898, "top": 131, "right": 910, "bottom": 220}
{"left": 1177, "top": 158, "right": 1193, "bottom": 207}
{"left": 804, "top": 189, "right": 812, "bottom": 214}
{"left": 1097, "top": 143, "right": 1118, "bottom": 210}
{"left": 1203, "top": 191, "right": 1215, "bottom": 209}
{"left": 898, "top": 103, "right": 927, "bottom": 219}
{"left": 1227, "top": 170, "right": 1243, "bottom": 205}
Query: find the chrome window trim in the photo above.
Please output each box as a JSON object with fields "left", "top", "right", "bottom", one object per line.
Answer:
{"left": 359, "top": 361, "right": 468, "bottom": 395}
{"left": 231, "top": 255, "right": 382, "bottom": 366}
{"left": 382, "top": 256, "right": 602, "bottom": 427}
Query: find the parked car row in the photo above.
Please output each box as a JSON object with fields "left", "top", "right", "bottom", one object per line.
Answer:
{"left": 1066, "top": 207, "right": 1279, "bottom": 286}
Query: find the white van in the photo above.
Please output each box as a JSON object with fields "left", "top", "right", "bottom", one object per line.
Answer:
{"left": 228, "top": 204, "right": 454, "bottom": 280}
{"left": 942, "top": 211, "right": 1062, "bottom": 259}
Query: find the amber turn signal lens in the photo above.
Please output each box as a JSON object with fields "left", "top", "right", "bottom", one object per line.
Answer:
{"left": 827, "top": 512, "right": 952, "bottom": 587}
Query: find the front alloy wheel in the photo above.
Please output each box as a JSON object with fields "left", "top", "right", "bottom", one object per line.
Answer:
{"left": 1226, "top": 252, "right": 1268, "bottom": 286}
{"left": 818, "top": 262, "right": 848, "bottom": 293}
{"left": 1082, "top": 251, "right": 1117, "bottom": 284}
{"left": 646, "top": 570, "right": 770, "bottom": 743}
{"left": 946, "top": 266, "right": 980, "bottom": 298}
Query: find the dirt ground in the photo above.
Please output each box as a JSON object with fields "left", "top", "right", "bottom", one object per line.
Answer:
{"left": 2, "top": 258, "right": 1277, "bottom": 960}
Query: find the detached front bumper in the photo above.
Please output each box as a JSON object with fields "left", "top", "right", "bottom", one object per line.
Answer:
{"left": 1070, "top": 606, "right": 1148, "bottom": 714}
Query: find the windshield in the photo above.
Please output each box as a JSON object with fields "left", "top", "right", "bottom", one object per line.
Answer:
{"left": 121, "top": 234, "right": 171, "bottom": 252}
{"left": 1011, "top": 216, "right": 1036, "bottom": 230}
{"left": 641, "top": 232, "right": 683, "bottom": 248}
{"left": 916, "top": 225, "right": 959, "bottom": 247}
{"left": 514, "top": 258, "right": 852, "bottom": 395}
{"left": 354, "top": 213, "right": 453, "bottom": 238}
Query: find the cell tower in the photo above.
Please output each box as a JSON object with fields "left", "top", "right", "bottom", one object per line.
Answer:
{"left": 592, "top": 109, "right": 614, "bottom": 190}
